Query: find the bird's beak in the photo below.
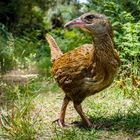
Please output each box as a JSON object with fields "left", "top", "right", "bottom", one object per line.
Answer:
{"left": 64, "top": 18, "right": 85, "bottom": 28}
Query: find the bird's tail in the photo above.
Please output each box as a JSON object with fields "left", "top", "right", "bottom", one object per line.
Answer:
{"left": 46, "top": 34, "right": 63, "bottom": 61}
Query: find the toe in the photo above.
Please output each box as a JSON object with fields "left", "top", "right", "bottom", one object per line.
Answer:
{"left": 53, "top": 119, "right": 68, "bottom": 128}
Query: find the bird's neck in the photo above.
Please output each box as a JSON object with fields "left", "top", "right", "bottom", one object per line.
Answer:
{"left": 93, "top": 33, "right": 114, "bottom": 52}
{"left": 92, "top": 33, "right": 115, "bottom": 64}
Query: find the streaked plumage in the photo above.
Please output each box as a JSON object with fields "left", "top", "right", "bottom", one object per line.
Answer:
{"left": 46, "top": 12, "right": 120, "bottom": 128}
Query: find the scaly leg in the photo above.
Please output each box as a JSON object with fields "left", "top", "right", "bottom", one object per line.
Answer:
{"left": 54, "top": 96, "right": 70, "bottom": 127}
{"left": 74, "top": 103, "right": 92, "bottom": 128}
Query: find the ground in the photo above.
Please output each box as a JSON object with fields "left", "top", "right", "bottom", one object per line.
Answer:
{"left": 0, "top": 70, "right": 140, "bottom": 140}
{"left": 33, "top": 84, "right": 140, "bottom": 140}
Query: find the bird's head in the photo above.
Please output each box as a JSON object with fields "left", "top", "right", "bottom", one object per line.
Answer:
{"left": 64, "top": 12, "right": 112, "bottom": 36}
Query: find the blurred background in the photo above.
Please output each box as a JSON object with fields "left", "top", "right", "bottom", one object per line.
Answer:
{"left": 0, "top": 0, "right": 139, "bottom": 76}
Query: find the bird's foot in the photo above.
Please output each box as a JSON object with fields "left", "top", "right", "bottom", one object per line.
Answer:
{"left": 52, "top": 119, "right": 68, "bottom": 128}
{"left": 85, "top": 121, "right": 93, "bottom": 128}
{"left": 83, "top": 118, "right": 93, "bottom": 128}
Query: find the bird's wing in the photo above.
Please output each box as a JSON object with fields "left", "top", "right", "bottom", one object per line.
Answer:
{"left": 52, "top": 44, "right": 95, "bottom": 84}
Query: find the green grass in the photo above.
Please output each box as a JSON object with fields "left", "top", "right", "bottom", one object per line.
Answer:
{"left": 47, "top": 86, "right": 140, "bottom": 140}
{"left": 0, "top": 77, "right": 140, "bottom": 140}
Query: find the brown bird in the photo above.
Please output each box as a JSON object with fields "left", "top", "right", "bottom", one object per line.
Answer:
{"left": 46, "top": 12, "right": 120, "bottom": 128}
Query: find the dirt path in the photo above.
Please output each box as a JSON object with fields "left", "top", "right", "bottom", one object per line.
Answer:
{"left": 1, "top": 69, "right": 38, "bottom": 84}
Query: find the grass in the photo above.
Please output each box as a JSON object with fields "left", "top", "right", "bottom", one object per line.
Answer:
{"left": 0, "top": 77, "right": 140, "bottom": 140}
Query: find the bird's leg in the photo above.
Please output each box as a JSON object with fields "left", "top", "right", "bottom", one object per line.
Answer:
{"left": 74, "top": 103, "right": 92, "bottom": 128}
{"left": 54, "top": 96, "right": 70, "bottom": 127}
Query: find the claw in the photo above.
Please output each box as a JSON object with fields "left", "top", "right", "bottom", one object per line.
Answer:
{"left": 52, "top": 119, "right": 68, "bottom": 127}
{"left": 86, "top": 122, "right": 93, "bottom": 128}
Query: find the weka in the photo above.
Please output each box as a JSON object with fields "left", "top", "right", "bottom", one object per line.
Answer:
{"left": 46, "top": 12, "right": 120, "bottom": 128}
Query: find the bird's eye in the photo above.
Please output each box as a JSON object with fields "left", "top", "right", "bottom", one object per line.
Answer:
{"left": 86, "top": 15, "right": 95, "bottom": 20}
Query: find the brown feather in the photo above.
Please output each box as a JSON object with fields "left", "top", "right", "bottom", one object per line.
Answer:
{"left": 51, "top": 36, "right": 119, "bottom": 103}
{"left": 46, "top": 34, "right": 63, "bottom": 61}
{"left": 46, "top": 12, "right": 120, "bottom": 128}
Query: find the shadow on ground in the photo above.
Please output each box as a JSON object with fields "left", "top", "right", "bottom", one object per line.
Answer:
{"left": 72, "top": 111, "right": 140, "bottom": 136}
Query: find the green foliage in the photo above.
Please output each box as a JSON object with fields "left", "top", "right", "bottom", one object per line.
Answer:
{"left": 50, "top": 28, "right": 91, "bottom": 52}
{"left": 37, "top": 56, "right": 51, "bottom": 76}
{"left": 0, "top": 78, "right": 47, "bottom": 139}
{"left": 3, "top": 77, "right": 42, "bottom": 101}
{"left": 115, "top": 23, "right": 140, "bottom": 65}
{"left": 0, "top": 96, "right": 41, "bottom": 140}
{"left": 0, "top": 23, "right": 15, "bottom": 73}
{"left": 84, "top": 0, "right": 140, "bottom": 76}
